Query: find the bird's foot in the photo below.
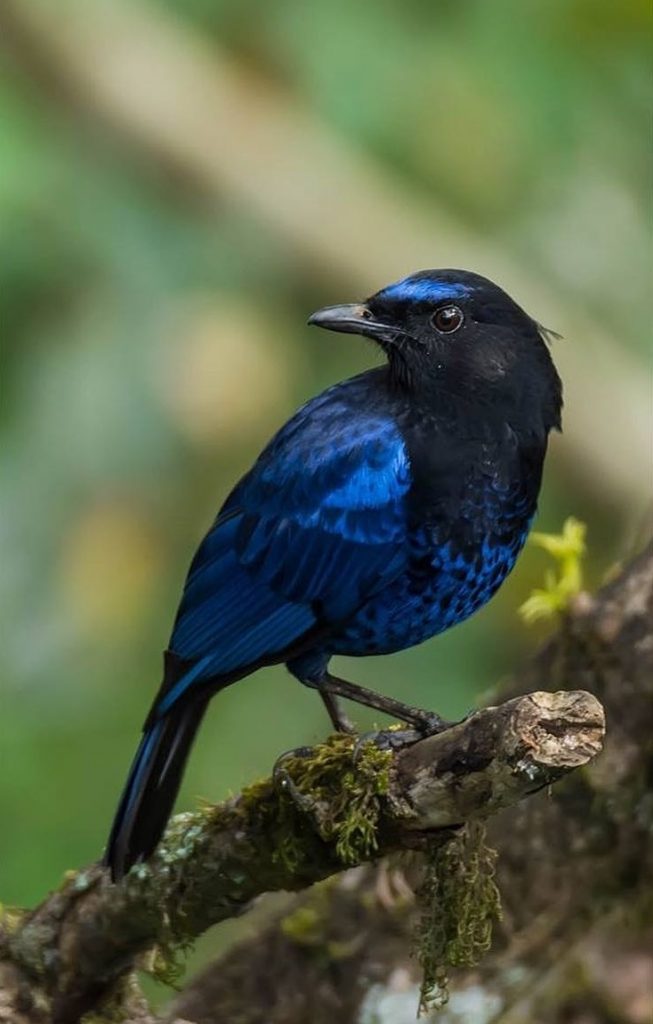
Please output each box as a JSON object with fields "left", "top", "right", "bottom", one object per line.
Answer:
{"left": 272, "top": 745, "right": 320, "bottom": 817}
{"left": 352, "top": 727, "right": 421, "bottom": 764}
{"left": 410, "top": 709, "right": 454, "bottom": 735}
{"left": 352, "top": 711, "right": 454, "bottom": 764}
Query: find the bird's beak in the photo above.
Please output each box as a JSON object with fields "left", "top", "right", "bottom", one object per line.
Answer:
{"left": 307, "top": 303, "right": 396, "bottom": 342}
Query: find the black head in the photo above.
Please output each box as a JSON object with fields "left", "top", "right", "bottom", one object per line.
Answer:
{"left": 309, "top": 269, "right": 562, "bottom": 437}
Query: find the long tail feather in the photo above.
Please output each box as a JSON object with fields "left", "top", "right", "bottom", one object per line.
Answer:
{"left": 103, "top": 696, "right": 208, "bottom": 882}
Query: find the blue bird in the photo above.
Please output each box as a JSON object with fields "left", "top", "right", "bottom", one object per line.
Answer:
{"left": 105, "top": 269, "right": 562, "bottom": 880}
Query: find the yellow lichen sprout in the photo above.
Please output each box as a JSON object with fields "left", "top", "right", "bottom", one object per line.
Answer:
{"left": 519, "top": 517, "right": 587, "bottom": 624}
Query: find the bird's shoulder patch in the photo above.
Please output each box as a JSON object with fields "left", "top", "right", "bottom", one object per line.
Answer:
{"left": 221, "top": 381, "right": 412, "bottom": 612}
{"left": 235, "top": 379, "right": 412, "bottom": 536}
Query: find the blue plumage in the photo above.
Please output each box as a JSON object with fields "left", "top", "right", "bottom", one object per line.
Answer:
{"left": 105, "top": 269, "right": 562, "bottom": 880}
{"left": 378, "top": 274, "right": 472, "bottom": 305}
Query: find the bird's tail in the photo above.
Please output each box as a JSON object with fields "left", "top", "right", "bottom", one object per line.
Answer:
{"left": 103, "top": 694, "right": 209, "bottom": 882}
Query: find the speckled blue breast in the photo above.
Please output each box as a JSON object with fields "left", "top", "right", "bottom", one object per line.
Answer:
{"left": 328, "top": 479, "right": 533, "bottom": 657}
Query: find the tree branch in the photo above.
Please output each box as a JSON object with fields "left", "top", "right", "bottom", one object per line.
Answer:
{"left": 167, "top": 542, "right": 653, "bottom": 1024}
{"left": 0, "top": 690, "right": 603, "bottom": 1023}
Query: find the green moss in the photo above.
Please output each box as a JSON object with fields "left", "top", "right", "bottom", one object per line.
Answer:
{"left": 415, "top": 821, "right": 502, "bottom": 1014}
{"left": 280, "top": 904, "right": 324, "bottom": 945}
{"left": 141, "top": 734, "right": 392, "bottom": 985}
{"left": 240, "top": 733, "right": 393, "bottom": 869}
{"left": 148, "top": 943, "right": 187, "bottom": 988}
{"left": 279, "top": 878, "right": 339, "bottom": 949}
{"left": 0, "top": 902, "right": 25, "bottom": 938}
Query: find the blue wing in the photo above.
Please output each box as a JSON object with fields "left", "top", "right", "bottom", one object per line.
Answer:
{"left": 162, "top": 379, "right": 411, "bottom": 712}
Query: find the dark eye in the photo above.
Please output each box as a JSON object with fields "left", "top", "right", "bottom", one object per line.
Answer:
{"left": 431, "top": 305, "right": 464, "bottom": 333}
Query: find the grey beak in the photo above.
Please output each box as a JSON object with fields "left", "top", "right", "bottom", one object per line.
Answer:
{"left": 307, "top": 303, "right": 395, "bottom": 341}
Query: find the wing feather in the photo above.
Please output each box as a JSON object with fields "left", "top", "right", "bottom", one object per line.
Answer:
{"left": 165, "top": 381, "right": 411, "bottom": 708}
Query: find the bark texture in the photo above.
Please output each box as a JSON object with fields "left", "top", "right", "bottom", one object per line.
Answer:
{"left": 0, "top": 690, "right": 604, "bottom": 1023}
{"left": 165, "top": 542, "right": 653, "bottom": 1024}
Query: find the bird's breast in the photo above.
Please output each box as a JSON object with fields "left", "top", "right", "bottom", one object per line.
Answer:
{"left": 329, "top": 472, "right": 535, "bottom": 657}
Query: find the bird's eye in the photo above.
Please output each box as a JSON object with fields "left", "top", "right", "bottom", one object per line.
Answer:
{"left": 431, "top": 305, "right": 464, "bottom": 334}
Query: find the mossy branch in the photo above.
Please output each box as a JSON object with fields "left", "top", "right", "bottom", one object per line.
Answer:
{"left": 0, "top": 689, "right": 603, "bottom": 1023}
{"left": 165, "top": 541, "right": 653, "bottom": 1024}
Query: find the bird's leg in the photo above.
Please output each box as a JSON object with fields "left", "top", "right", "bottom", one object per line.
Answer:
{"left": 318, "top": 672, "right": 452, "bottom": 735}
{"left": 319, "top": 691, "right": 355, "bottom": 734}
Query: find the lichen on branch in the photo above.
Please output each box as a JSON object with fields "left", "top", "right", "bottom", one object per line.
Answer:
{"left": 415, "top": 822, "right": 501, "bottom": 1014}
{"left": 0, "top": 689, "right": 604, "bottom": 1024}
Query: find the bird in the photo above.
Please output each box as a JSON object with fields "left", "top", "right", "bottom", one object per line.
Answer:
{"left": 104, "top": 268, "right": 562, "bottom": 881}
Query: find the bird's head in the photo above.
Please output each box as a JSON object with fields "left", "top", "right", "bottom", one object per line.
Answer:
{"left": 309, "top": 269, "right": 562, "bottom": 436}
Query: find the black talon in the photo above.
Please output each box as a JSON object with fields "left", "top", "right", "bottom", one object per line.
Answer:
{"left": 352, "top": 727, "right": 422, "bottom": 765}
{"left": 351, "top": 712, "right": 457, "bottom": 765}
{"left": 272, "top": 745, "right": 313, "bottom": 785}
{"left": 272, "top": 745, "right": 319, "bottom": 816}
{"left": 414, "top": 710, "right": 454, "bottom": 734}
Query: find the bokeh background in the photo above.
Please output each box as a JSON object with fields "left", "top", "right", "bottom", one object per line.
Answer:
{"left": 1, "top": 0, "right": 651, "bottom": 998}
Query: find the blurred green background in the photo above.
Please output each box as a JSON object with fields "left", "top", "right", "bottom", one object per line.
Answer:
{"left": 1, "top": 0, "right": 651, "bottom": 994}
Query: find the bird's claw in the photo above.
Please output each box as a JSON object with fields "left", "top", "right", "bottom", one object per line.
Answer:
{"left": 351, "top": 712, "right": 454, "bottom": 766}
{"left": 272, "top": 745, "right": 320, "bottom": 817}
{"left": 352, "top": 727, "right": 422, "bottom": 765}
{"left": 413, "top": 710, "right": 454, "bottom": 734}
